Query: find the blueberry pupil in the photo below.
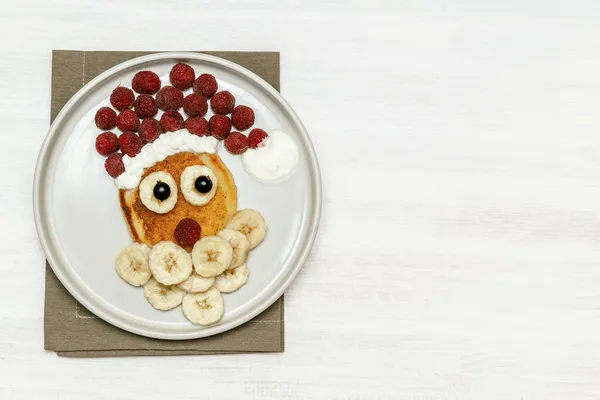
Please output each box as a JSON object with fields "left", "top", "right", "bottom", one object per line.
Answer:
{"left": 153, "top": 181, "right": 170, "bottom": 201}
{"left": 195, "top": 176, "right": 212, "bottom": 193}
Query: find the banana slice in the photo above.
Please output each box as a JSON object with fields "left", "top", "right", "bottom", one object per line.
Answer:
{"left": 218, "top": 228, "right": 250, "bottom": 269}
{"left": 178, "top": 273, "right": 215, "bottom": 293}
{"left": 192, "top": 236, "right": 233, "bottom": 278}
{"left": 214, "top": 263, "right": 249, "bottom": 293}
{"left": 225, "top": 209, "right": 267, "bottom": 249}
{"left": 180, "top": 165, "right": 218, "bottom": 206}
{"left": 139, "top": 171, "right": 178, "bottom": 214}
{"left": 149, "top": 241, "right": 193, "bottom": 285}
{"left": 182, "top": 287, "right": 224, "bottom": 326}
{"left": 115, "top": 243, "right": 152, "bottom": 286}
{"left": 143, "top": 278, "right": 186, "bottom": 310}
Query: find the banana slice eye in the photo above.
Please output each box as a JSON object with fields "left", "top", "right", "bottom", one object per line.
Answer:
{"left": 181, "top": 165, "right": 217, "bottom": 206}
{"left": 139, "top": 171, "right": 178, "bottom": 214}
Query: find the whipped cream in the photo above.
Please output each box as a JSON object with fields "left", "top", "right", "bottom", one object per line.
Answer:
{"left": 115, "top": 130, "right": 219, "bottom": 189}
{"left": 241, "top": 130, "right": 299, "bottom": 184}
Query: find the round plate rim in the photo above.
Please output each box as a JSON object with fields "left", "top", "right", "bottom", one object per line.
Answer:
{"left": 33, "top": 51, "right": 322, "bottom": 340}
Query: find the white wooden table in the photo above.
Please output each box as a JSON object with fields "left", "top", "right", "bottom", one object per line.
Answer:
{"left": 3, "top": 1, "right": 600, "bottom": 398}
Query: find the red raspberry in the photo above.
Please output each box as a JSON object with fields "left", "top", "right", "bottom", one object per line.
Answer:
{"left": 183, "top": 93, "right": 208, "bottom": 117}
{"left": 209, "top": 115, "right": 232, "bottom": 140}
{"left": 231, "top": 105, "right": 255, "bottom": 130}
{"left": 174, "top": 218, "right": 202, "bottom": 247}
{"left": 248, "top": 128, "right": 268, "bottom": 149}
{"left": 110, "top": 86, "right": 135, "bottom": 111}
{"left": 105, "top": 153, "right": 125, "bottom": 178}
{"left": 95, "top": 107, "right": 117, "bottom": 130}
{"left": 139, "top": 118, "right": 162, "bottom": 142}
{"left": 193, "top": 74, "right": 218, "bottom": 98}
{"left": 224, "top": 131, "right": 249, "bottom": 155}
{"left": 185, "top": 117, "right": 210, "bottom": 136}
{"left": 132, "top": 71, "right": 161, "bottom": 94}
{"left": 133, "top": 95, "right": 158, "bottom": 118}
{"left": 210, "top": 91, "right": 235, "bottom": 114}
{"left": 118, "top": 132, "right": 143, "bottom": 157}
{"left": 156, "top": 86, "right": 184, "bottom": 111}
{"left": 95, "top": 132, "right": 119, "bottom": 156}
{"left": 160, "top": 110, "right": 184, "bottom": 132}
{"left": 116, "top": 109, "right": 140, "bottom": 132}
{"left": 169, "top": 63, "right": 195, "bottom": 90}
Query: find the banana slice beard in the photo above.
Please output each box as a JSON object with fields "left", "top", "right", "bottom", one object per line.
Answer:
{"left": 178, "top": 273, "right": 215, "bottom": 293}
{"left": 225, "top": 209, "right": 267, "bottom": 249}
{"left": 182, "top": 287, "right": 224, "bottom": 326}
{"left": 115, "top": 243, "right": 152, "bottom": 286}
{"left": 214, "top": 263, "right": 249, "bottom": 293}
{"left": 149, "top": 241, "right": 193, "bottom": 285}
{"left": 218, "top": 229, "right": 250, "bottom": 269}
{"left": 144, "top": 278, "right": 186, "bottom": 310}
{"left": 192, "top": 236, "right": 233, "bottom": 278}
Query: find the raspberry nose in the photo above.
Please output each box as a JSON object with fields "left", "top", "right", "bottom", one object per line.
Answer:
{"left": 174, "top": 218, "right": 202, "bottom": 247}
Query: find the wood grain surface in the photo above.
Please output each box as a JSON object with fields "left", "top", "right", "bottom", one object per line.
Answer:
{"left": 3, "top": 0, "right": 600, "bottom": 398}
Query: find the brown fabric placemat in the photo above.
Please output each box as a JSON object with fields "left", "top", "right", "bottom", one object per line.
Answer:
{"left": 45, "top": 50, "right": 284, "bottom": 357}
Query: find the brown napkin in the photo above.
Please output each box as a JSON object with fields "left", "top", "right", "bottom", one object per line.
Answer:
{"left": 45, "top": 50, "right": 284, "bottom": 357}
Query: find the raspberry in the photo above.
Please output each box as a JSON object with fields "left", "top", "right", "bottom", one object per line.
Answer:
{"left": 95, "top": 132, "right": 119, "bottom": 156}
{"left": 209, "top": 115, "right": 232, "bottom": 140}
{"left": 118, "top": 132, "right": 143, "bottom": 157}
{"left": 174, "top": 218, "right": 201, "bottom": 247}
{"left": 160, "top": 110, "right": 184, "bottom": 132}
{"left": 95, "top": 107, "right": 117, "bottom": 130}
{"left": 139, "top": 118, "right": 162, "bottom": 142}
{"left": 182, "top": 93, "right": 208, "bottom": 117}
{"left": 116, "top": 109, "right": 140, "bottom": 132}
{"left": 224, "top": 131, "right": 249, "bottom": 155}
{"left": 105, "top": 153, "right": 125, "bottom": 178}
{"left": 210, "top": 91, "right": 235, "bottom": 115}
{"left": 193, "top": 74, "right": 218, "bottom": 98}
{"left": 169, "top": 63, "right": 195, "bottom": 90}
{"left": 231, "top": 105, "right": 255, "bottom": 131}
{"left": 133, "top": 95, "right": 158, "bottom": 118}
{"left": 132, "top": 71, "right": 161, "bottom": 94}
{"left": 248, "top": 128, "right": 268, "bottom": 148}
{"left": 156, "top": 86, "right": 184, "bottom": 111}
{"left": 185, "top": 117, "right": 210, "bottom": 136}
{"left": 110, "top": 86, "right": 135, "bottom": 111}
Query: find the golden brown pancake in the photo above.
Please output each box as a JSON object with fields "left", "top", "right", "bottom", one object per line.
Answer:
{"left": 119, "top": 152, "right": 237, "bottom": 250}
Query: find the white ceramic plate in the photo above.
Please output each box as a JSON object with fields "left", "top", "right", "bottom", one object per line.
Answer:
{"left": 33, "top": 52, "right": 321, "bottom": 340}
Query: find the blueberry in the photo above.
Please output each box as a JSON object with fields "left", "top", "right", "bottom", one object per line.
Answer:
{"left": 153, "top": 181, "right": 171, "bottom": 201}
{"left": 194, "top": 176, "right": 212, "bottom": 194}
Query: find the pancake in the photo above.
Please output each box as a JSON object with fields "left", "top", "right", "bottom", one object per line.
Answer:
{"left": 119, "top": 152, "right": 237, "bottom": 250}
